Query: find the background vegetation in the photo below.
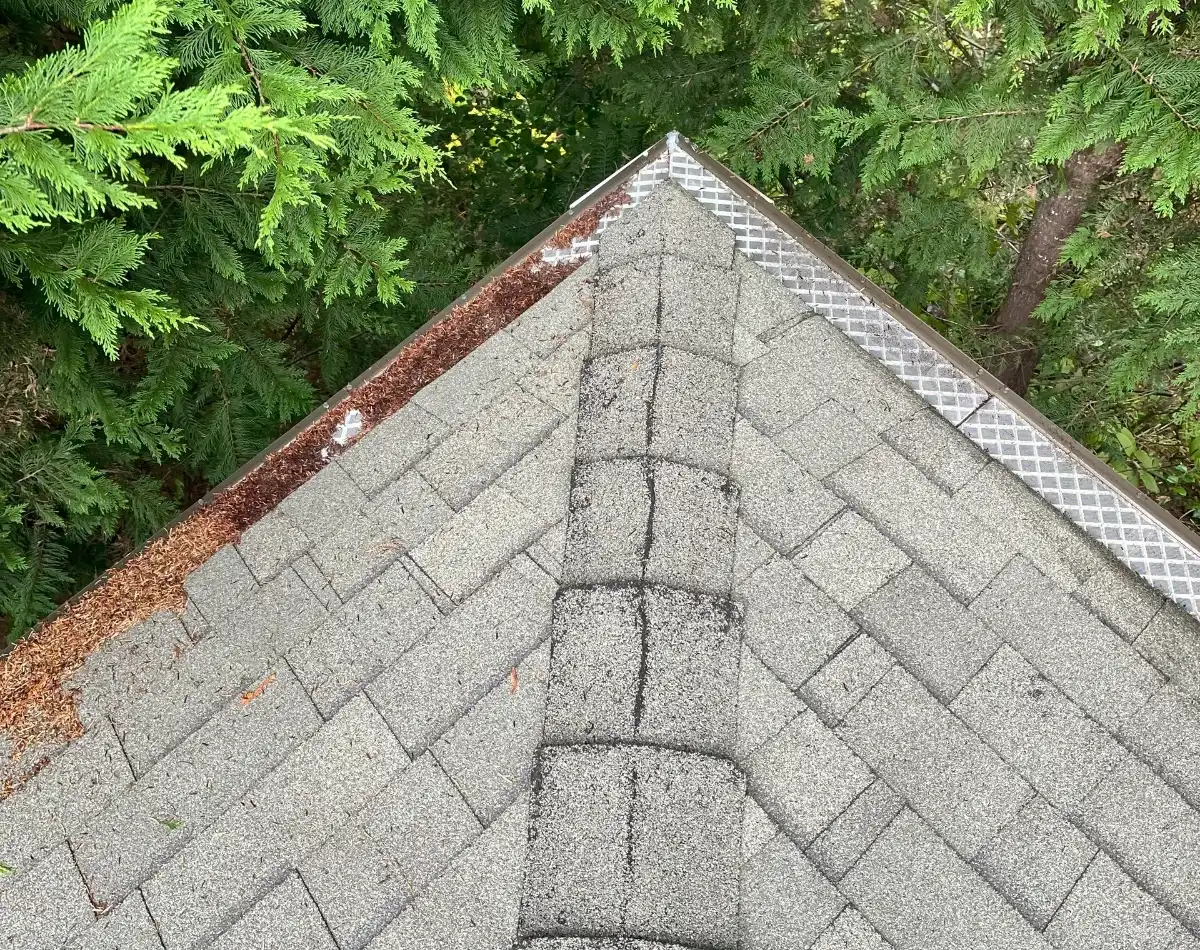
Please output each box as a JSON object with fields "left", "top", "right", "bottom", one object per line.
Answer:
{"left": 2, "top": 0, "right": 1199, "bottom": 642}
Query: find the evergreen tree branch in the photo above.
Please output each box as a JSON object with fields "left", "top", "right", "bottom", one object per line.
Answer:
{"left": 1112, "top": 45, "right": 1200, "bottom": 133}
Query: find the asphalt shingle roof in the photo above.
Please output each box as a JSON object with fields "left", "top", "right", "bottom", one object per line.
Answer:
{"left": 5, "top": 144, "right": 1200, "bottom": 950}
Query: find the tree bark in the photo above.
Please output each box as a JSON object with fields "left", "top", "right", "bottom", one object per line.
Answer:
{"left": 990, "top": 141, "right": 1125, "bottom": 394}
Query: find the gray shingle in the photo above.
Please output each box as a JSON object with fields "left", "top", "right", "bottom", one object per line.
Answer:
{"left": 590, "top": 258, "right": 660, "bottom": 357}
{"left": 336, "top": 402, "right": 449, "bottom": 497}
{"left": 829, "top": 445, "right": 1012, "bottom": 601}
{"left": 496, "top": 417, "right": 575, "bottom": 527}
{"left": 72, "top": 664, "right": 321, "bottom": 905}
{"left": 410, "top": 482, "right": 550, "bottom": 603}
{"left": 410, "top": 330, "right": 535, "bottom": 427}
{"left": 597, "top": 181, "right": 734, "bottom": 274}
{"left": 735, "top": 253, "right": 812, "bottom": 341}
{"left": 251, "top": 562, "right": 330, "bottom": 652}
{"left": 855, "top": 565, "right": 1000, "bottom": 704}
{"left": 596, "top": 190, "right": 665, "bottom": 268}
{"left": 519, "top": 745, "right": 630, "bottom": 936}
{"left": 955, "top": 462, "right": 1104, "bottom": 592}
{"left": 367, "top": 555, "right": 555, "bottom": 753}
{"left": 287, "top": 562, "right": 441, "bottom": 718}
{"left": 736, "top": 646, "right": 803, "bottom": 763}
{"left": 1075, "top": 556, "right": 1165, "bottom": 642}
{"left": 542, "top": 585, "right": 641, "bottom": 744}
{"left": 1121, "top": 684, "right": 1200, "bottom": 809}
{"left": 799, "top": 633, "right": 894, "bottom": 727}
{"left": 832, "top": 353, "right": 928, "bottom": 435}
{"left": 418, "top": 386, "right": 562, "bottom": 511}
{"left": 734, "top": 323, "right": 770, "bottom": 366}
{"left": 972, "top": 556, "right": 1163, "bottom": 731}
{"left": 973, "top": 796, "right": 1097, "bottom": 930}
{"left": 738, "top": 318, "right": 849, "bottom": 436}
{"left": 794, "top": 511, "right": 910, "bottom": 611}
{"left": 292, "top": 553, "right": 343, "bottom": 611}
{"left": 575, "top": 346, "right": 654, "bottom": 461}
{"left": 183, "top": 544, "right": 260, "bottom": 628}
{"left": 951, "top": 645, "right": 1127, "bottom": 809}
{"left": 657, "top": 184, "right": 736, "bottom": 270}
{"left": 748, "top": 710, "right": 874, "bottom": 845}
{"left": 775, "top": 400, "right": 881, "bottom": 480}
{"left": 1136, "top": 603, "right": 1200, "bottom": 702}
{"left": 743, "top": 316, "right": 925, "bottom": 437}
{"left": 651, "top": 346, "right": 737, "bottom": 472}
{"left": 308, "top": 508, "right": 401, "bottom": 599}
{"left": 110, "top": 623, "right": 281, "bottom": 777}
{"left": 738, "top": 556, "right": 859, "bottom": 690}
{"left": 66, "top": 892, "right": 161, "bottom": 950}
{"left": 541, "top": 926, "right": 666, "bottom": 949}
{"left": 805, "top": 780, "right": 904, "bottom": 883}
{"left": 0, "top": 843, "right": 94, "bottom": 950}
{"left": 142, "top": 695, "right": 407, "bottom": 949}
{"left": 625, "top": 749, "right": 745, "bottom": 949}
{"left": 732, "top": 418, "right": 845, "bottom": 554}
{"left": 366, "top": 471, "right": 455, "bottom": 547}
{"left": 0, "top": 719, "right": 132, "bottom": 878}
{"left": 733, "top": 520, "right": 774, "bottom": 585}
{"left": 883, "top": 408, "right": 988, "bottom": 492}
{"left": 301, "top": 753, "right": 482, "bottom": 950}
{"left": 740, "top": 833, "right": 845, "bottom": 950}
{"left": 518, "top": 329, "right": 589, "bottom": 416}
{"left": 433, "top": 641, "right": 549, "bottom": 823}
{"left": 646, "top": 461, "right": 738, "bottom": 595}
{"left": 843, "top": 809, "right": 1049, "bottom": 950}
{"left": 561, "top": 458, "right": 650, "bottom": 585}
{"left": 236, "top": 509, "right": 311, "bottom": 582}
{"left": 660, "top": 256, "right": 737, "bottom": 362}
{"left": 743, "top": 795, "right": 779, "bottom": 861}
{"left": 212, "top": 873, "right": 336, "bottom": 950}
{"left": 810, "top": 909, "right": 890, "bottom": 950}
{"left": 179, "top": 599, "right": 209, "bottom": 641}
{"left": 528, "top": 519, "right": 566, "bottom": 581}
{"left": 369, "top": 795, "right": 527, "bottom": 950}
{"left": 276, "top": 464, "right": 370, "bottom": 547}
{"left": 595, "top": 177, "right": 734, "bottom": 271}
{"left": 504, "top": 258, "right": 595, "bottom": 358}
{"left": 838, "top": 666, "right": 1032, "bottom": 859}
{"left": 1044, "top": 852, "right": 1184, "bottom": 950}
{"left": 1076, "top": 756, "right": 1200, "bottom": 932}
{"left": 637, "top": 586, "right": 740, "bottom": 756}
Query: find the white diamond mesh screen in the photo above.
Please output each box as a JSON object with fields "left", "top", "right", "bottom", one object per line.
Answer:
{"left": 962, "top": 399, "right": 1200, "bottom": 610}
{"left": 543, "top": 139, "right": 1200, "bottom": 617}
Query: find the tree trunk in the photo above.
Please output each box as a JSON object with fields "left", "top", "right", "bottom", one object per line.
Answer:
{"left": 990, "top": 141, "right": 1125, "bottom": 394}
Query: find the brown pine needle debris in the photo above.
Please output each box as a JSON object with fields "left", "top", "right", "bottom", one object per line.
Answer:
{"left": 0, "top": 186, "right": 629, "bottom": 779}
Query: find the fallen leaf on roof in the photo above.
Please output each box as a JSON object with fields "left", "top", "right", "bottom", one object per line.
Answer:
{"left": 240, "top": 673, "right": 276, "bottom": 706}
{"left": 159, "top": 817, "right": 184, "bottom": 830}
{"left": 509, "top": 667, "right": 519, "bottom": 694}
{"left": 0, "top": 861, "right": 11, "bottom": 877}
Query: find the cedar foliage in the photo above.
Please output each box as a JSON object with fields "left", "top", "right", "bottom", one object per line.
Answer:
{"left": 0, "top": 0, "right": 709, "bottom": 640}
{"left": 589, "top": 0, "right": 1200, "bottom": 523}
{"left": 5, "top": 0, "right": 1200, "bottom": 642}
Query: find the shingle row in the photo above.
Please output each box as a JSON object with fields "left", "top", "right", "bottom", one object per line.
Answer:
{"left": 518, "top": 185, "right": 757, "bottom": 950}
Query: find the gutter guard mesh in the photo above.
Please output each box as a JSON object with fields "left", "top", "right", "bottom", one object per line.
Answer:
{"left": 544, "top": 139, "right": 1200, "bottom": 617}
